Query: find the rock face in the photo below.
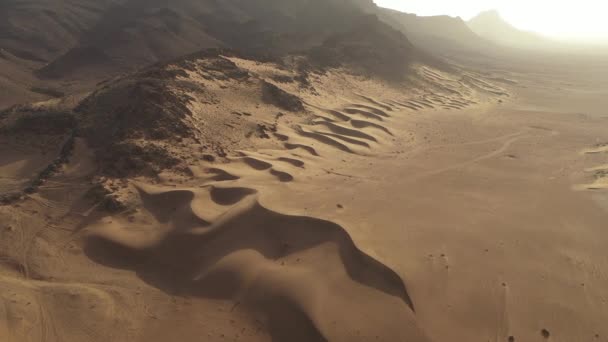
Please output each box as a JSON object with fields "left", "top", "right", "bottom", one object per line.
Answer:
{"left": 309, "top": 14, "right": 420, "bottom": 81}
{"left": 0, "top": 0, "right": 384, "bottom": 80}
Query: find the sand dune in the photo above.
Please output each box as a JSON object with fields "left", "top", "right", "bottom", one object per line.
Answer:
{"left": 85, "top": 182, "right": 428, "bottom": 341}
{"left": 0, "top": 43, "right": 510, "bottom": 340}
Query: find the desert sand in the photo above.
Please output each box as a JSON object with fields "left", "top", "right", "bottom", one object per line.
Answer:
{"left": 2, "top": 2, "right": 608, "bottom": 342}
{"left": 1, "top": 51, "right": 607, "bottom": 341}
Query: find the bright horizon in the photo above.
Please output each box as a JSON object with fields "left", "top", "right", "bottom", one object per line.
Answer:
{"left": 374, "top": 0, "right": 608, "bottom": 41}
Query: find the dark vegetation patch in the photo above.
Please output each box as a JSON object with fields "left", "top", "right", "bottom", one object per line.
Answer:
{"left": 70, "top": 49, "right": 259, "bottom": 178}
{"left": 261, "top": 81, "right": 304, "bottom": 112}
{"left": 96, "top": 142, "right": 181, "bottom": 178}
{"left": 270, "top": 74, "right": 295, "bottom": 84}
{"left": 75, "top": 78, "right": 194, "bottom": 144}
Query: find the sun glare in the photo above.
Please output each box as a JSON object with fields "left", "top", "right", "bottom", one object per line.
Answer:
{"left": 375, "top": 0, "right": 608, "bottom": 41}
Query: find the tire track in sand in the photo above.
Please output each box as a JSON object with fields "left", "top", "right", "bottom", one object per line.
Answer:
{"left": 404, "top": 130, "right": 530, "bottom": 182}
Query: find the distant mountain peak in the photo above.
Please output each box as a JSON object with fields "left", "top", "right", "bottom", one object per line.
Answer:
{"left": 474, "top": 9, "right": 502, "bottom": 18}
{"left": 467, "top": 9, "right": 551, "bottom": 49}
{"left": 469, "top": 9, "right": 507, "bottom": 25}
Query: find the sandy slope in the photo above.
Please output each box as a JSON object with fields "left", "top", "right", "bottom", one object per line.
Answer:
{"left": 1, "top": 52, "right": 608, "bottom": 342}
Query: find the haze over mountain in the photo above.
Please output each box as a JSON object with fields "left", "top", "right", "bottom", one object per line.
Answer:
{"left": 375, "top": 7, "right": 492, "bottom": 54}
{"left": 467, "top": 10, "right": 552, "bottom": 49}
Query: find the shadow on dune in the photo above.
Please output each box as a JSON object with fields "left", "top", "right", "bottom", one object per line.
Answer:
{"left": 84, "top": 186, "right": 417, "bottom": 341}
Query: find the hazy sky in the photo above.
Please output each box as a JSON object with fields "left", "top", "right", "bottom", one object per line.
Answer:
{"left": 375, "top": 0, "right": 608, "bottom": 40}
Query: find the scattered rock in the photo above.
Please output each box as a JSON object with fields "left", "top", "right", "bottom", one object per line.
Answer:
{"left": 85, "top": 184, "right": 128, "bottom": 213}
{"left": 261, "top": 81, "right": 304, "bottom": 112}
{"left": 202, "top": 154, "right": 216, "bottom": 162}
{"left": 270, "top": 74, "right": 294, "bottom": 84}
{"left": 541, "top": 329, "right": 550, "bottom": 339}
{"left": 254, "top": 124, "right": 272, "bottom": 139}
{"left": 97, "top": 142, "right": 180, "bottom": 178}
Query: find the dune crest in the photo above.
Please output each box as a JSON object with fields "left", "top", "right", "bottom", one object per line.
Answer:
{"left": 85, "top": 183, "right": 429, "bottom": 341}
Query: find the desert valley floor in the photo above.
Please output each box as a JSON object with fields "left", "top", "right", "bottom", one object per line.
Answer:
{"left": 1, "top": 52, "right": 608, "bottom": 342}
